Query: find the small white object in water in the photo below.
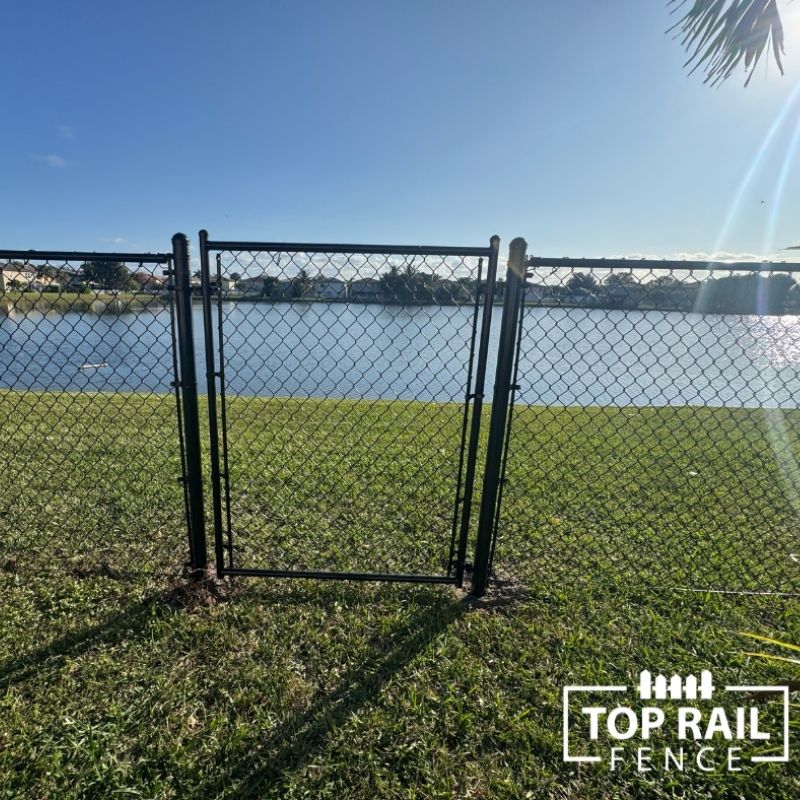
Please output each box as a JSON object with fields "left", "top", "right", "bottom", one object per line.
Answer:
{"left": 79, "top": 362, "right": 109, "bottom": 370}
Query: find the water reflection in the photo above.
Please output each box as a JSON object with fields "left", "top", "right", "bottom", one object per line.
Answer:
{"left": 1, "top": 303, "right": 799, "bottom": 407}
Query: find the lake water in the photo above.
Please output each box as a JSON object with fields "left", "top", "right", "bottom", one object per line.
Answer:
{"left": 1, "top": 301, "right": 799, "bottom": 408}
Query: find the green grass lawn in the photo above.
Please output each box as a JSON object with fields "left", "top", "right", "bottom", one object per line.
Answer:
{"left": 0, "top": 291, "right": 167, "bottom": 314}
{"left": 1, "top": 390, "right": 799, "bottom": 798}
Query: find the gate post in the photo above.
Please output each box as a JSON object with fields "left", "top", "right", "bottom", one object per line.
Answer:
{"left": 470, "top": 237, "right": 527, "bottom": 596}
{"left": 172, "top": 232, "right": 208, "bottom": 576}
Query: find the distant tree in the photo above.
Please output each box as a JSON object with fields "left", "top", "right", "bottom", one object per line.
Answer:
{"left": 260, "top": 275, "right": 280, "bottom": 298}
{"left": 453, "top": 276, "right": 478, "bottom": 302}
{"left": 229, "top": 271, "right": 241, "bottom": 282}
{"left": 82, "top": 261, "right": 136, "bottom": 291}
{"left": 649, "top": 275, "right": 685, "bottom": 307}
{"left": 671, "top": 0, "right": 787, "bottom": 86}
{"left": 193, "top": 270, "right": 202, "bottom": 279}
{"left": 380, "top": 264, "right": 441, "bottom": 303}
{"left": 567, "top": 272, "right": 598, "bottom": 292}
{"left": 650, "top": 275, "right": 683, "bottom": 287}
{"left": 292, "top": 269, "right": 312, "bottom": 298}
{"left": 699, "top": 272, "right": 796, "bottom": 314}
{"left": 380, "top": 265, "right": 402, "bottom": 301}
{"left": 603, "top": 272, "right": 638, "bottom": 287}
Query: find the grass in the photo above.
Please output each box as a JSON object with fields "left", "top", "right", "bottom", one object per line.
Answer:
{"left": 0, "top": 291, "right": 167, "bottom": 314}
{"left": 1, "top": 390, "right": 799, "bottom": 798}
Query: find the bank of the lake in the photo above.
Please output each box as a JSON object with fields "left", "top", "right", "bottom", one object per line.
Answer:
{"left": 0, "top": 290, "right": 169, "bottom": 315}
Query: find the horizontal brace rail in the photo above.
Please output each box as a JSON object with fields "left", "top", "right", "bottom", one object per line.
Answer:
{"left": 529, "top": 256, "right": 800, "bottom": 273}
{"left": 0, "top": 249, "right": 171, "bottom": 264}
{"left": 220, "top": 567, "right": 459, "bottom": 584}
{"left": 204, "top": 240, "right": 492, "bottom": 258}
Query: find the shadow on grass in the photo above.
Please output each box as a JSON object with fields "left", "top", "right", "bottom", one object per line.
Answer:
{"left": 1, "top": 576, "right": 471, "bottom": 798}
{"left": 0, "top": 588, "right": 182, "bottom": 692}
{"left": 182, "top": 582, "right": 469, "bottom": 797}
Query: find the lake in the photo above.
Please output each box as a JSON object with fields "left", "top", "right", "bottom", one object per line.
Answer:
{"left": 1, "top": 301, "right": 799, "bottom": 408}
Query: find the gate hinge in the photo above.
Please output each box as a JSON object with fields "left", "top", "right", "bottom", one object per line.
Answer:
{"left": 509, "top": 383, "right": 521, "bottom": 391}
{"left": 162, "top": 269, "right": 174, "bottom": 277}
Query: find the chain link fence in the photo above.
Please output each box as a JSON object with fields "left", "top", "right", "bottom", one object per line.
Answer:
{"left": 0, "top": 249, "right": 190, "bottom": 577}
{"left": 200, "top": 236, "right": 498, "bottom": 582}
{"left": 487, "top": 256, "right": 800, "bottom": 594}
{"left": 3, "top": 235, "right": 799, "bottom": 596}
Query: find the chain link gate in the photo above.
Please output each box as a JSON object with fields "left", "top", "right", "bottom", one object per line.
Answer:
{"left": 199, "top": 231, "right": 499, "bottom": 584}
{"left": 472, "top": 239, "right": 800, "bottom": 596}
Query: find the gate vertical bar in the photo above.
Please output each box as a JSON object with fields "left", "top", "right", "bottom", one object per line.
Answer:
{"left": 454, "top": 234, "right": 500, "bottom": 586}
{"left": 199, "top": 229, "right": 226, "bottom": 575}
{"left": 172, "top": 232, "right": 208, "bottom": 575}
{"left": 471, "top": 237, "right": 527, "bottom": 596}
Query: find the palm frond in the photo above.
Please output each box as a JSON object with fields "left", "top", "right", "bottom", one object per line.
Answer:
{"left": 741, "top": 651, "right": 800, "bottom": 666}
{"left": 669, "top": 0, "right": 785, "bottom": 85}
{"left": 741, "top": 632, "right": 800, "bottom": 652}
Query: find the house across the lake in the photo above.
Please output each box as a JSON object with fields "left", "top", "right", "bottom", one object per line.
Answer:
{"left": 0, "top": 263, "right": 57, "bottom": 291}
{"left": 348, "top": 277, "right": 382, "bottom": 302}
{"left": 306, "top": 277, "right": 348, "bottom": 300}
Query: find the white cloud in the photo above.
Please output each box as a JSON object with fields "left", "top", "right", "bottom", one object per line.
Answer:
{"left": 34, "top": 154, "right": 71, "bottom": 168}
{"left": 631, "top": 251, "right": 791, "bottom": 263}
{"left": 99, "top": 237, "right": 128, "bottom": 245}
{"left": 57, "top": 124, "right": 75, "bottom": 140}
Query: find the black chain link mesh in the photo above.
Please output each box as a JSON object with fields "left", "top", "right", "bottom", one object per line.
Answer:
{"left": 0, "top": 253, "right": 187, "bottom": 577}
{"left": 205, "top": 246, "right": 489, "bottom": 579}
{"left": 491, "top": 260, "right": 800, "bottom": 594}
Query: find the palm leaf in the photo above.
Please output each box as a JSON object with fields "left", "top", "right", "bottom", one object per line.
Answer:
{"left": 669, "top": 0, "right": 786, "bottom": 85}
{"left": 741, "top": 651, "right": 800, "bottom": 666}
{"left": 741, "top": 632, "right": 800, "bottom": 652}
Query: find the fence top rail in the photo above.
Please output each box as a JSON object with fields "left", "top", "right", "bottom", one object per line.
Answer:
{"left": 0, "top": 249, "right": 172, "bottom": 265}
{"left": 528, "top": 256, "right": 800, "bottom": 273}
{"left": 203, "top": 238, "right": 493, "bottom": 258}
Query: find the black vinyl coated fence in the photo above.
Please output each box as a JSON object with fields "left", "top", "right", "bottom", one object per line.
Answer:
{"left": 0, "top": 238, "right": 198, "bottom": 577}
{"left": 2, "top": 232, "right": 799, "bottom": 596}
{"left": 198, "top": 232, "right": 499, "bottom": 584}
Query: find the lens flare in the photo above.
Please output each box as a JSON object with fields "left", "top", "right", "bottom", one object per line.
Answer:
{"left": 714, "top": 79, "right": 800, "bottom": 256}
{"left": 764, "top": 110, "right": 800, "bottom": 255}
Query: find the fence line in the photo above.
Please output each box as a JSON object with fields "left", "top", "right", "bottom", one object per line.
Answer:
{"left": 0, "top": 245, "right": 187, "bottom": 576}
{"left": 473, "top": 242, "right": 800, "bottom": 596}
{"left": 2, "top": 232, "right": 800, "bottom": 597}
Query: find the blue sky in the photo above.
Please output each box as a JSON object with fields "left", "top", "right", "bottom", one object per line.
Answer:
{"left": 3, "top": 0, "right": 800, "bottom": 260}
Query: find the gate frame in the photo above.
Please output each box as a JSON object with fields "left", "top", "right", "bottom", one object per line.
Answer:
{"left": 198, "top": 230, "right": 499, "bottom": 585}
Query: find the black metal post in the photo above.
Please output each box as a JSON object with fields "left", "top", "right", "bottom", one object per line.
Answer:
{"left": 471, "top": 237, "right": 527, "bottom": 596}
{"left": 454, "top": 235, "right": 500, "bottom": 586}
{"left": 172, "top": 232, "right": 208, "bottom": 575}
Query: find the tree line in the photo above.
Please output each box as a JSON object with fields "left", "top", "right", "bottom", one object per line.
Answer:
{"left": 559, "top": 271, "right": 798, "bottom": 314}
